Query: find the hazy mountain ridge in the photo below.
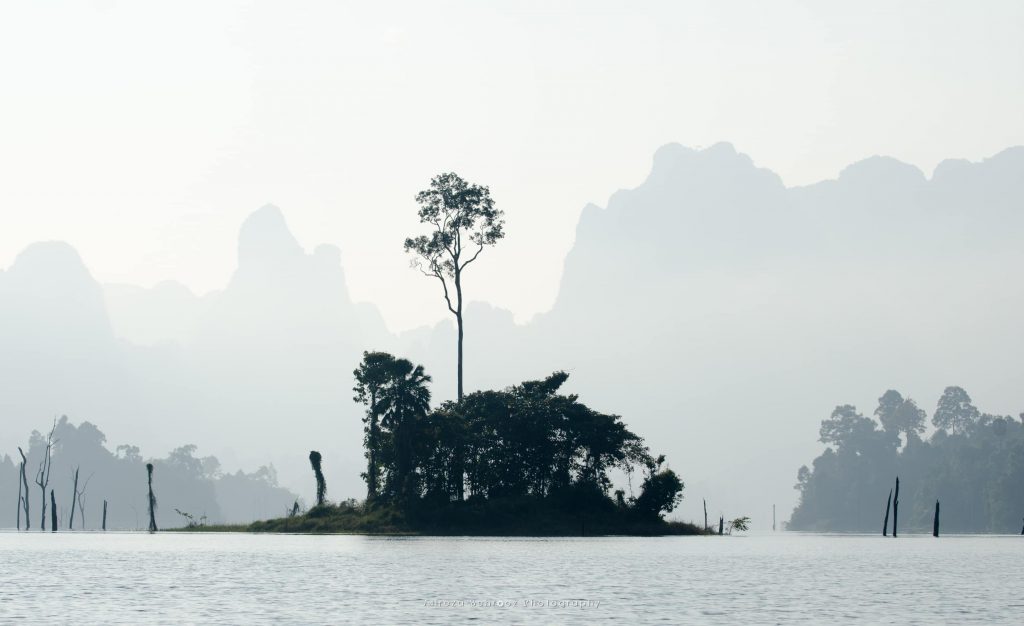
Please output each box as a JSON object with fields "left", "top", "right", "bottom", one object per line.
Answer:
{"left": 2, "top": 143, "right": 1022, "bottom": 526}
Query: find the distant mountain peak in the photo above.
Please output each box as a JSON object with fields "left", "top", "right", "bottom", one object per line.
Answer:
{"left": 8, "top": 241, "right": 93, "bottom": 283}
{"left": 237, "top": 204, "right": 304, "bottom": 269}
{"left": 837, "top": 156, "right": 925, "bottom": 186}
{"left": 645, "top": 141, "right": 779, "bottom": 191}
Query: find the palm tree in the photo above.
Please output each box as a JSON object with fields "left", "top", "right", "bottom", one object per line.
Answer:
{"left": 378, "top": 358, "right": 432, "bottom": 501}
{"left": 353, "top": 351, "right": 399, "bottom": 503}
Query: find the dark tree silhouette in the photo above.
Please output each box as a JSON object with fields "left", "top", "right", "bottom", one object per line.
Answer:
{"left": 102, "top": 500, "right": 108, "bottom": 531}
{"left": 933, "top": 500, "right": 940, "bottom": 537}
{"left": 309, "top": 451, "right": 326, "bottom": 507}
{"left": 933, "top": 386, "right": 980, "bottom": 434}
{"left": 146, "top": 463, "right": 158, "bottom": 532}
{"left": 404, "top": 172, "right": 505, "bottom": 400}
{"left": 377, "top": 358, "right": 431, "bottom": 501}
{"left": 892, "top": 477, "right": 900, "bottom": 538}
{"left": 353, "top": 351, "right": 400, "bottom": 503}
{"left": 633, "top": 455, "right": 684, "bottom": 519}
{"left": 50, "top": 490, "right": 56, "bottom": 532}
{"left": 882, "top": 488, "right": 892, "bottom": 536}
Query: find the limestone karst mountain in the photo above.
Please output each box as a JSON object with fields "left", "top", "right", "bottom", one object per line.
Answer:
{"left": 2, "top": 144, "right": 1022, "bottom": 525}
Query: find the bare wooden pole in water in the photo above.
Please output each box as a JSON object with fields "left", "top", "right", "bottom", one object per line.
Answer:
{"left": 892, "top": 477, "right": 900, "bottom": 538}
{"left": 147, "top": 463, "right": 158, "bottom": 532}
{"left": 882, "top": 488, "right": 892, "bottom": 536}
{"left": 703, "top": 499, "right": 708, "bottom": 532}
{"left": 933, "top": 500, "right": 940, "bottom": 537}
{"left": 17, "top": 449, "right": 29, "bottom": 530}
{"left": 102, "top": 500, "right": 108, "bottom": 531}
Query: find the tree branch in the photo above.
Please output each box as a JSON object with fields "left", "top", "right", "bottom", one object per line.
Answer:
{"left": 460, "top": 243, "right": 485, "bottom": 271}
{"left": 419, "top": 267, "right": 458, "bottom": 316}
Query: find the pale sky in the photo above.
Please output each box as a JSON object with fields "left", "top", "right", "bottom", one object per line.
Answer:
{"left": 2, "top": 0, "right": 1022, "bottom": 331}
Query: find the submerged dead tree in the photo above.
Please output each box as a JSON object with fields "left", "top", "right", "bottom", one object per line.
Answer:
{"left": 704, "top": 499, "right": 708, "bottom": 532}
{"left": 892, "top": 477, "right": 900, "bottom": 538}
{"left": 35, "top": 421, "right": 56, "bottom": 531}
{"left": 49, "top": 490, "right": 57, "bottom": 532}
{"left": 75, "top": 472, "right": 92, "bottom": 529}
{"left": 309, "top": 451, "right": 326, "bottom": 507}
{"left": 718, "top": 516, "right": 724, "bottom": 536}
{"left": 882, "top": 488, "right": 892, "bottom": 536}
{"left": 933, "top": 500, "right": 940, "bottom": 537}
{"left": 102, "top": 500, "right": 108, "bottom": 531}
{"left": 69, "top": 467, "right": 79, "bottom": 529}
{"left": 17, "top": 448, "right": 29, "bottom": 530}
{"left": 146, "top": 463, "right": 157, "bottom": 532}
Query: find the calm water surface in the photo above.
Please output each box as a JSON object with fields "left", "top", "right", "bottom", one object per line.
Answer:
{"left": 0, "top": 531, "right": 1021, "bottom": 624}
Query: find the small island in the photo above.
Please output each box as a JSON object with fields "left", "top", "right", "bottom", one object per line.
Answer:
{"left": 229, "top": 174, "right": 696, "bottom": 536}
{"left": 192, "top": 363, "right": 699, "bottom": 536}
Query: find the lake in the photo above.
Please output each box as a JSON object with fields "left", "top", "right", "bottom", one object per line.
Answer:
{"left": 0, "top": 531, "right": 1021, "bottom": 624}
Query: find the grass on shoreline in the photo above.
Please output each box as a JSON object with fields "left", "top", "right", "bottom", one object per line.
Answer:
{"left": 175, "top": 498, "right": 707, "bottom": 536}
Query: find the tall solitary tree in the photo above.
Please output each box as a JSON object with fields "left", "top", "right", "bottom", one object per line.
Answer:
{"left": 404, "top": 172, "right": 505, "bottom": 400}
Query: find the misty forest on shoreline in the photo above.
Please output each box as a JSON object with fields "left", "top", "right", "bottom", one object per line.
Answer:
{"left": 792, "top": 386, "right": 1024, "bottom": 534}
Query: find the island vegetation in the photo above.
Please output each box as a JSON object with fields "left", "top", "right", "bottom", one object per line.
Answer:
{"left": 242, "top": 360, "right": 696, "bottom": 535}
{"left": 243, "top": 173, "right": 696, "bottom": 536}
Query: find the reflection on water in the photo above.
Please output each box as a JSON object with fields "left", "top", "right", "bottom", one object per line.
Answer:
{"left": 0, "top": 532, "right": 1021, "bottom": 624}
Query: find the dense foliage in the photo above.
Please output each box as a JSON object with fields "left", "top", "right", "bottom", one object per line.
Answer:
{"left": 352, "top": 352, "right": 684, "bottom": 522}
{"left": 790, "top": 386, "right": 1024, "bottom": 533}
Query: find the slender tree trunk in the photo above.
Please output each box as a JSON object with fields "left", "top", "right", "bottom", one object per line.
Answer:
{"left": 102, "top": 500, "right": 108, "bottom": 531}
{"left": 456, "top": 311, "right": 464, "bottom": 401}
{"left": 892, "top": 477, "right": 900, "bottom": 538}
{"left": 50, "top": 490, "right": 57, "bottom": 532}
{"left": 703, "top": 499, "right": 708, "bottom": 532}
{"left": 455, "top": 273, "right": 464, "bottom": 401}
{"left": 933, "top": 500, "right": 940, "bottom": 537}
{"left": 718, "top": 516, "right": 724, "bottom": 536}
{"left": 882, "top": 488, "right": 892, "bottom": 536}
{"left": 70, "top": 467, "right": 79, "bottom": 530}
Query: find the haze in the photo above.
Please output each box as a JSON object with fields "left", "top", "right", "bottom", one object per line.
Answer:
{"left": 2, "top": 1, "right": 1023, "bottom": 527}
